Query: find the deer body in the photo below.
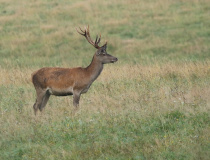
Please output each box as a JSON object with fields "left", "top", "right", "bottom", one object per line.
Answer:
{"left": 32, "top": 26, "right": 117, "bottom": 115}
{"left": 32, "top": 55, "right": 103, "bottom": 96}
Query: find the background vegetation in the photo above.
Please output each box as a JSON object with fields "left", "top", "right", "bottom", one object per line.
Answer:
{"left": 0, "top": 0, "right": 209, "bottom": 159}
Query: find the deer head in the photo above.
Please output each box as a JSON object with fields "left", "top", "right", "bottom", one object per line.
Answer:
{"left": 76, "top": 26, "right": 118, "bottom": 64}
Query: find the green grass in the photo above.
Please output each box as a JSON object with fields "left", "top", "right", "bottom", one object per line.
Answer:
{"left": 0, "top": 0, "right": 210, "bottom": 159}
{"left": 1, "top": 111, "right": 209, "bottom": 159}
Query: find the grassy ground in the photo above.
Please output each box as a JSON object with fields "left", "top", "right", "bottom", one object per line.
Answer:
{"left": 0, "top": 0, "right": 210, "bottom": 159}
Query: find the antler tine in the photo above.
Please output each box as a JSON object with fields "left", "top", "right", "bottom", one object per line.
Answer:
{"left": 87, "top": 25, "right": 89, "bottom": 33}
{"left": 97, "top": 34, "right": 101, "bottom": 44}
{"left": 76, "top": 27, "right": 85, "bottom": 36}
{"left": 95, "top": 34, "right": 101, "bottom": 45}
{"left": 95, "top": 35, "right": 98, "bottom": 44}
{"left": 86, "top": 26, "right": 92, "bottom": 41}
{"left": 80, "top": 27, "right": 86, "bottom": 34}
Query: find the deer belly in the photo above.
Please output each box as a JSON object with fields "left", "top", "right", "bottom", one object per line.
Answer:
{"left": 48, "top": 87, "right": 73, "bottom": 96}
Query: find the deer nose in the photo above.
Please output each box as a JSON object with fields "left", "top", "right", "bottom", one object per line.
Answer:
{"left": 111, "top": 57, "right": 118, "bottom": 63}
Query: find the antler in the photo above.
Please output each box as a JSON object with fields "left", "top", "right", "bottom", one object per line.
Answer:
{"left": 76, "top": 25, "right": 101, "bottom": 49}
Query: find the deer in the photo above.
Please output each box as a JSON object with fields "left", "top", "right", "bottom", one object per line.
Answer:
{"left": 32, "top": 26, "right": 118, "bottom": 115}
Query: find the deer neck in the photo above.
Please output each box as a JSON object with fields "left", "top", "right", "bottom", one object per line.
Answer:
{"left": 86, "top": 55, "right": 103, "bottom": 82}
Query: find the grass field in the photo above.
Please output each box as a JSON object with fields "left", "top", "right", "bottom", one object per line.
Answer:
{"left": 0, "top": 0, "right": 210, "bottom": 159}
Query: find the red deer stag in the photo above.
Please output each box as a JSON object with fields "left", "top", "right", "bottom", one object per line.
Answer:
{"left": 32, "top": 26, "right": 118, "bottom": 115}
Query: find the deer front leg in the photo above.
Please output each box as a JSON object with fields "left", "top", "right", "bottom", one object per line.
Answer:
{"left": 73, "top": 91, "right": 81, "bottom": 108}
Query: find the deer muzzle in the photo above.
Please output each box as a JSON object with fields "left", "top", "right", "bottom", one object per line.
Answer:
{"left": 111, "top": 57, "right": 118, "bottom": 63}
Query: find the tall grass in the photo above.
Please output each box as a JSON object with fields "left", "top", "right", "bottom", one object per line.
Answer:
{"left": 0, "top": 0, "right": 210, "bottom": 159}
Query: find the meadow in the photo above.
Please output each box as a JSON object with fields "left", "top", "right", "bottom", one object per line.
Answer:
{"left": 0, "top": 0, "right": 210, "bottom": 159}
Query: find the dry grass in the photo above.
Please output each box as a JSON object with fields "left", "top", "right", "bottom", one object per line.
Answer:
{"left": 1, "top": 61, "right": 209, "bottom": 85}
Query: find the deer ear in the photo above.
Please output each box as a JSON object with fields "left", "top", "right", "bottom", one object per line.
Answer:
{"left": 102, "top": 41, "right": 107, "bottom": 49}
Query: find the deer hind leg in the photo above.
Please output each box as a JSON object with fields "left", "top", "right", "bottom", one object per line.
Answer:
{"left": 33, "top": 89, "right": 47, "bottom": 115}
{"left": 39, "top": 91, "right": 50, "bottom": 112}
